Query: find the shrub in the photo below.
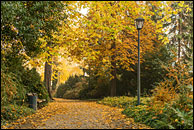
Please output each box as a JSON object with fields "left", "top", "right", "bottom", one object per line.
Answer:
{"left": 55, "top": 75, "right": 83, "bottom": 98}
{"left": 21, "top": 67, "right": 49, "bottom": 101}
{"left": 1, "top": 69, "right": 17, "bottom": 106}
{"left": 122, "top": 91, "right": 193, "bottom": 129}
{"left": 150, "top": 58, "right": 193, "bottom": 111}
{"left": 55, "top": 74, "right": 110, "bottom": 99}
{"left": 160, "top": 99, "right": 193, "bottom": 129}
{"left": 63, "top": 81, "right": 85, "bottom": 99}
{"left": 97, "top": 96, "right": 151, "bottom": 108}
{"left": 1, "top": 104, "right": 35, "bottom": 125}
{"left": 122, "top": 59, "right": 193, "bottom": 129}
{"left": 1, "top": 66, "right": 26, "bottom": 106}
{"left": 1, "top": 64, "right": 49, "bottom": 126}
{"left": 79, "top": 75, "right": 110, "bottom": 99}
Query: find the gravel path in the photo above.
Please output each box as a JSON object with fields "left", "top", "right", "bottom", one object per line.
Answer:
{"left": 4, "top": 98, "right": 150, "bottom": 129}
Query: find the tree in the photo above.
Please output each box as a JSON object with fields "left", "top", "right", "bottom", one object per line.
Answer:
{"left": 68, "top": 1, "right": 171, "bottom": 96}
{"left": 162, "top": 1, "right": 193, "bottom": 61}
{"left": 1, "top": 1, "right": 68, "bottom": 100}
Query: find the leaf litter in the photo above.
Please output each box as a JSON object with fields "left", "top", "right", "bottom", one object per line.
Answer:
{"left": 2, "top": 98, "right": 151, "bottom": 129}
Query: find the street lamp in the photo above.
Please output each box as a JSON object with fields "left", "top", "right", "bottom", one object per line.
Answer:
{"left": 135, "top": 17, "right": 144, "bottom": 105}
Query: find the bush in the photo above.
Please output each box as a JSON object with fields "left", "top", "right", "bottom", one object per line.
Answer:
{"left": 63, "top": 81, "right": 86, "bottom": 99}
{"left": 1, "top": 64, "right": 49, "bottom": 126}
{"left": 98, "top": 94, "right": 193, "bottom": 129}
{"left": 21, "top": 67, "right": 49, "bottom": 101}
{"left": 150, "top": 59, "right": 193, "bottom": 111}
{"left": 55, "top": 75, "right": 83, "bottom": 98}
{"left": 1, "top": 66, "right": 26, "bottom": 106}
{"left": 97, "top": 96, "right": 151, "bottom": 108}
{"left": 1, "top": 62, "right": 49, "bottom": 105}
{"left": 160, "top": 98, "right": 193, "bottom": 129}
{"left": 55, "top": 74, "right": 110, "bottom": 99}
{"left": 122, "top": 92, "right": 193, "bottom": 129}
{"left": 122, "top": 59, "right": 193, "bottom": 129}
{"left": 79, "top": 75, "right": 110, "bottom": 99}
{"left": 1, "top": 104, "right": 35, "bottom": 125}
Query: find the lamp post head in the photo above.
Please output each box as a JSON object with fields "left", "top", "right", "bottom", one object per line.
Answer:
{"left": 135, "top": 17, "right": 144, "bottom": 30}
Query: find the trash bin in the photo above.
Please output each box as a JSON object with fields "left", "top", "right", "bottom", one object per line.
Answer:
{"left": 27, "top": 93, "right": 37, "bottom": 111}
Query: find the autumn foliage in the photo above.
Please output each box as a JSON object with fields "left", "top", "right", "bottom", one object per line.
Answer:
{"left": 1, "top": 1, "right": 193, "bottom": 129}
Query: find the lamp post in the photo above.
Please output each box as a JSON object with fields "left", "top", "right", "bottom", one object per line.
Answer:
{"left": 135, "top": 17, "right": 144, "bottom": 105}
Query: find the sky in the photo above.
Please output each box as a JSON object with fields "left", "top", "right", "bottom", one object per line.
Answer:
{"left": 80, "top": 7, "right": 88, "bottom": 16}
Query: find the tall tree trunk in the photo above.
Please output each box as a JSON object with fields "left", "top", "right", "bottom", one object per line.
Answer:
{"left": 44, "top": 43, "right": 53, "bottom": 100}
{"left": 44, "top": 60, "right": 53, "bottom": 100}
{"left": 110, "top": 41, "right": 117, "bottom": 97}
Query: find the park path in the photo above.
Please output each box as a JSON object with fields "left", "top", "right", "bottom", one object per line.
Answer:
{"left": 3, "top": 98, "right": 150, "bottom": 129}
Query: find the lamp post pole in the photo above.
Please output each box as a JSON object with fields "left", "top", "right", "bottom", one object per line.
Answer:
{"left": 135, "top": 17, "right": 144, "bottom": 106}
{"left": 137, "top": 29, "right": 141, "bottom": 105}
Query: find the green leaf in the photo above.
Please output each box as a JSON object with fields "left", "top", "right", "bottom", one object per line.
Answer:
{"left": 125, "top": 26, "right": 131, "bottom": 30}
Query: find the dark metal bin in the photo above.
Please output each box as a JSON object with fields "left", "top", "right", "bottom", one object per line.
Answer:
{"left": 27, "top": 93, "right": 37, "bottom": 111}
